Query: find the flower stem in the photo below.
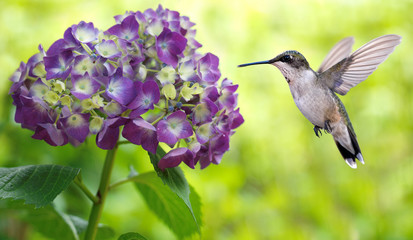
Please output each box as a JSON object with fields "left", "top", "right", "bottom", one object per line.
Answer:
{"left": 182, "top": 104, "right": 195, "bottom": 107}
{"left": 84, "top": 144, "right": 118, "bottom": 240}
{"left": 117, "top": 140, "right": 132, "bottom": 146}
{"left": 81, "top": 42, "right": 94, "bottom": 56}
{"left": 74, "top": 176, "right": 99, "bottom": 204}
{"left": 146, "top": 68, "right": 160, "bottom": 73}
{"left": 151, "top": 112, "right": 167, "bottom": 126}
{"left": 108, "top": 176, "right": 135, "bottom": 190}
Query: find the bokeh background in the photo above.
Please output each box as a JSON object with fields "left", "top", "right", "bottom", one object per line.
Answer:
{"left": 1, "top": 0, "right": 412, "bottom": 239}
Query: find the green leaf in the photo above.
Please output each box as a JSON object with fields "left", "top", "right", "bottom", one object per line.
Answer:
{"left": 0, "top": 199, "right": 79, "bottom": 240}
{"left": 133, "top": 172, "right": 202, "bottom": 239}
{"left": 0, "top": 165, "right": 80, "bottom": 208}
{"left": 148, "top": 147, "right": 200, "bottom": 230}
{"left": 118, "top": 232, "right": 148, "bottom": 240}
{"left": 70, "top": 215, "right": 115, "bottom": 240}
{"left": 0, "top": 199, "right": 115, "bottom": 240}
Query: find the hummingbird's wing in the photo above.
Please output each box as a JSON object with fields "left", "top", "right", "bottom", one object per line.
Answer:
{"left": 317, "top": 37, "right": 354, "bottom": 73}
{"left": 320, "top": 34, "right": 402, "bottom": 95}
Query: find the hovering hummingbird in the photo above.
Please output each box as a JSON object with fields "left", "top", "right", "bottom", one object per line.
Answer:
{"left": 238, "top": 35, "right": 401, "bottom": 168}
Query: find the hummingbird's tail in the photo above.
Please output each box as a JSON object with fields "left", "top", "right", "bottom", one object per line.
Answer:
{"left": 333, "top": 127, "right": 364, "bottom": 169}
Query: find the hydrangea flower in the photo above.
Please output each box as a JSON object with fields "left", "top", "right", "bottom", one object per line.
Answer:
{"left": 9, "top": 5, "right": 243, "bottom": 170}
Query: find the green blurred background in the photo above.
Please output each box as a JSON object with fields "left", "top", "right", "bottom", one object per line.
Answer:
{"left": 1, "top": 0, "right": 412, "bottom": 239}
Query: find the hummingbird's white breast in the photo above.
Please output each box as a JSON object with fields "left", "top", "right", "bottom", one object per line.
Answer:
{"left": 287, "top": 69, "right": 338, "bottom": 127}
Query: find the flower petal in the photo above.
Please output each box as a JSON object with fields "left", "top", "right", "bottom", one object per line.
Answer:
{"left": 156, "top": 28, "right": 187, "bottom": 67}
{"left": 198, "top": 53, "right": 221, "bottom": 83}
{"left": 158, "top": 147, "right": 194, "bottom": 170}
{"left": 106, "top": 15, "right": 140, "bottom": 42}
{"left": 122, "top": 118, "right": 158, "bottom": 154}
{"left": 32, "top": 123, "right": 68, "bottom": 146}
{"left": 192, "top": 99, "right": 218, "bottom": 125}
{"left": 156, "top": 119, "right": 178, "bottom": 145}
{"left": 95, "top": 39, "right": 122, "bottom": 59}
{"left": 71, "top": 72, "right": 101, "bottom": 100}
{"left": 44, "top": 50, "right": 73, "bottom": 80}
{"left": 96, "top": 118, "right": 127, "bottom": 150}
{"left": 61, "top": 113, "right": 90, "bottom": 142}
{"left": 106, "top": 68, "right": 135, "bottom": 105}
{"left": 72, "top": 21, "right": 99, "bottom": 43}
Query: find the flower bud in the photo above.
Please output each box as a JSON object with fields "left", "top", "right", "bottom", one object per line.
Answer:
{"left": 89, "top": 116, "right": 104, "bottom": 134}
{"left": 162, "top": 83, "right": 176, "bottom": 100}
{"left": 44, "top": 91, "right": 59, "bottom": 105}
{"left": 156, "top": 66, "right": 177, "bottom": 85}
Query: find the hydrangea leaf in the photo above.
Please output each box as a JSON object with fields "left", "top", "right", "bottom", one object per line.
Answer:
{"left": 133, "top": 171, "right": 202, "bottom": 239}
{"left": 118, "top": 232, "right": 148, "bottom": 240}
{"left": 0, "top": 199, "right": 114, "bottom": 240}
{"left": 148, "top": 147, "right": 202, "bottom": 232}
{"left": 69, "top": 215, "right": 115, "bottom": 240}
{"left": 0, "top": 165, "right": 80, "bottom": 208}
{"left": 0, "top": 200, "right": 79, "bottom": 240}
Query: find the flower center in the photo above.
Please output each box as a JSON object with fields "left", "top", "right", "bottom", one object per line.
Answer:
{"left": 169, "top": 122, "right": 177, "bottom": 129}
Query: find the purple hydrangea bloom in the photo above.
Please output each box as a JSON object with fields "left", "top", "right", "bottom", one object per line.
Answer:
{"left": 60, "top": 113, "right": 90, "bottom": 143}
{"left": 178, "top": 59, "right": 200, "bottom": 82}
{"left": 158, "top": 147, "right": 195, "bottom": 170}
{"left": 156, "top": 111, "right": 193, "bottom": 146}
{"left": 16, "top": 95, "right": 54, "bottom": 129}
{"left": 218, "top": 79, "right": 239, "bottom": 111}
{"left": 32, "top": 123, "right": 68, "bottom": 146}
{"left": 195, "top": 133, "right": 230, "bottom": 169}
{"left": 156, "top": 28, "right": 187, "bottom": 68}
{"left": 72, "top": 55, "right": 96, "bottom": 76}
{"left": 106, "top": 15, "right": 140, "bottom": 42}
{"left": 96, "top": 117, "right": 127, "bottom": 150}
{"left": 72, "top": 21, "right": 99, "bottom": 43}
{"left": 9, "top": 5, "right": 243, "bottom": 170}
{"left": 196, "top": 123, "right": 213, "bottom": 144}
{"left": 106, "top": 68, "right": 135, "bottom": 105}
{"left": 122, "top": 118, "right": 158, "bottom": 154}
{"left": 95, "top": 39, "right": 122, "bottom": 59}
{"left": 128, "top": 80, "right": 160, "bottom": 117}
{"left": 47, "top": 28, "right": 80, "bottom": 55}
{"left": 71, "top": 72, "right": 101, "bottom": 100}
{"left": 192, "top": 99, "right": 218, "bottom": 125}
{"left": 43, "top": 50, "right": 73, "bottom": 80}
{"left": 198, "top": 53, "right": 221, "bottom": 83}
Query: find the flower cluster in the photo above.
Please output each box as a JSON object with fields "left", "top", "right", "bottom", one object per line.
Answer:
{"left": 9, "top": 5, "right": 243, "bottom": 169}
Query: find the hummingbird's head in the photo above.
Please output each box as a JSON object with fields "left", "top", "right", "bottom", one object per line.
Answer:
{"left": 269, "top": 51, "right": 310, "bottom": 70}
{"left": 238, "top": 50, "right": 311, "bottom": 83}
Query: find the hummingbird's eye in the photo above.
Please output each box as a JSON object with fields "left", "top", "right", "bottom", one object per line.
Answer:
{"left": 280, "top": 55, "right": 292, "bottom": 63}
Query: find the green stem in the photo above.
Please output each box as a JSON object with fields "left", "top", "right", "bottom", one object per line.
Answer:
{"left": 84, "top": 145, "right": 119, "bottom": 240}
{"left": 151, "top": 112, "right": 167, "bottom": 126}
{"left": 74, "top": 176, "right": 99, "bottom": 204}
{"left": 182, "top": 104, "right": 195, "bottom": 107}
{"left": 109, "top": 176, "right": 135, "bottom": 190}
{"left": 81, "top": 42, "right": 94, "bottom": 56}
{"left": 146, "top": 68, "right": 160, "bottom": 73}
{"left": 117, "top": 140, "right": 132, "bottom": 146}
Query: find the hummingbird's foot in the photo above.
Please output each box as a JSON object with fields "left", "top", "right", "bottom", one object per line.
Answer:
{"left": 324, "top": 120, "right": 332, "bottom": 134}
{"left": 313, "top": 126, "right": 323, "bottom": 137}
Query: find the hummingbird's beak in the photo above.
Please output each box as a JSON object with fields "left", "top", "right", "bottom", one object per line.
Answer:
{"left": 237, "top": 60, "right": 272, "bottom": 68}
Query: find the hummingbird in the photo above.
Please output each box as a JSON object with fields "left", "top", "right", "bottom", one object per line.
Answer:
{"left": 238, "top": 35, "right": 401, "bottom": 168}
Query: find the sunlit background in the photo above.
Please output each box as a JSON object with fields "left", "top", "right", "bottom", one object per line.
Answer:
{"left": 1, "top": 0, "right": 412, "bottom": 239}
